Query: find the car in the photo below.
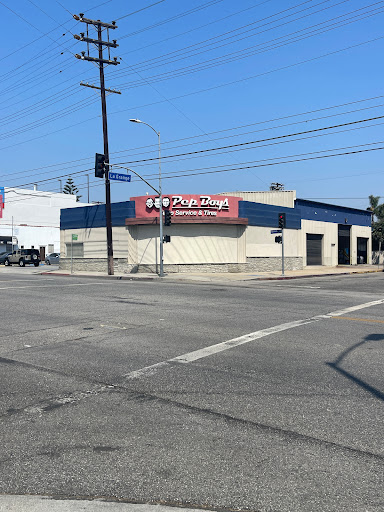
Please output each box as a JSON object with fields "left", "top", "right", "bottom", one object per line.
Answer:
{"left": 5, "top": 249, "right": 40, "bottom": 267}
{"left": 45, "top": 253, "right": 60, "bottom": 265}
{"left": 0, "top": 252, "right": 12, "bottom": 264}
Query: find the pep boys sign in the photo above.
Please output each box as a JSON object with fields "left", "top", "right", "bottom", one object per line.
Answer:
{"left": 132, "top": 194, "right": 242, "bottom": 219}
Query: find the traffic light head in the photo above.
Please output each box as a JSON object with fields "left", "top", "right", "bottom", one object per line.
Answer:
{"left": 95, "top": 153, "right": 106, "bottom": 178}
{"left": 164, "top": 210, "right": 172, "bottom": 226}
{"left": 278, "top": 212, "right": 286, "bottom": 229}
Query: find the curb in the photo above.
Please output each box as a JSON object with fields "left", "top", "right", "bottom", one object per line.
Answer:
{"left": 39, "top": 268, "right": 384, "bottom": 283}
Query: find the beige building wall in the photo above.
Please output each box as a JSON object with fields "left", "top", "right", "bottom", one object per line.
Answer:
{"left": 219, "top": 190, "right": 296, "bottom": 208}
{"left": 133, "top": 224, "right": 246, "bottom": 265}
{"left": 246, "top": 226, "right": 302, "bottom": 258}
{"left": 61, "top": 226, "right": 128, "bottom": 258}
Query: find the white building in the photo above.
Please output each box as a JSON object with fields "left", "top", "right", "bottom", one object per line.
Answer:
{"left": 0, "top": 187, "right": 89, "bottom": 259}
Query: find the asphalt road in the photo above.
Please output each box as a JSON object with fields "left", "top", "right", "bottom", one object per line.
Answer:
{"left": 0, "top": 269, "right": 383, "bottom": 512}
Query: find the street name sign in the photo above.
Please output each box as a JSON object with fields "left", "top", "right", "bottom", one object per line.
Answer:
{"left": 271, "top": 229, "right": 282, "bottom": 234}
{"left": 72, "top": 234, "right": 78, "bottom": 241}
{"left": 109, "top": 172, "right": 131, "bottom": 182}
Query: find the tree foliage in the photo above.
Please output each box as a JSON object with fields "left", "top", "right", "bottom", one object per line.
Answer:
{"left": 368, "top": 195, "right": 384, "bottom": 247}
{"left": 63, "top": 177, "right": 81, "bottom": 202}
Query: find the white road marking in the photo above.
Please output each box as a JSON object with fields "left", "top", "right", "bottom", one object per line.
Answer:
{"left": 273, "top": 284, "right": 321, "bottom": 289}
{"left": 123, "top": 297, "right": 384, "bottom": 380}
{"left": 0, "top": 278, "right": 55, "bottom": 283}
{"left": 100, "top": 324, "right": 127, "bottom": 330}
{"left": 0, "top": 282, "right": 105, "bottom": 290}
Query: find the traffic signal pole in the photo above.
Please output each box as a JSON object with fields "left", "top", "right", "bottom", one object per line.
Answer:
{"left": 278, "top": 213, "right": 286, "bottom": 276}
{"left": 281, "top": 227, "right": 285, "bottom": 276}
{"left": 74, "top": 14, "right": 119, "bottom": 275}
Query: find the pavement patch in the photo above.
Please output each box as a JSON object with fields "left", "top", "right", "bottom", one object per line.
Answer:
{"left": 0, "top": 495, "right": 215, "bottom": 512}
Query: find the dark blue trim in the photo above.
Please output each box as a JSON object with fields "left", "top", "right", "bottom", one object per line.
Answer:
{"left": 239, "top": 201, "right": 301, "bottom": 229}
{"left": 296, "top": 199, "right": 371, "bottom": 227}
{"left": 60, "top": 201, "right": 135, "bottom": 230}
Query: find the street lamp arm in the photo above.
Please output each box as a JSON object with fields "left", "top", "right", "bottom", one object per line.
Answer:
{"left": 110, "top": 164, "right": 159, "bottom": 195}
{"left": 140, "top": 121, "right": 159, "bottom": 137}
{"left": 129, "top": 118, "right": 159, "bottom": 137}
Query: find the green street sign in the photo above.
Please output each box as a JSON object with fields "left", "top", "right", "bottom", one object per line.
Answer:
{"left": 72, "top": 234, "right": 78, "bottom": 241}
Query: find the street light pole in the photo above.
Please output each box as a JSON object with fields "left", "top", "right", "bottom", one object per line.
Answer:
{"left": 130, "top": 119, "right": 164, "bottom": 277}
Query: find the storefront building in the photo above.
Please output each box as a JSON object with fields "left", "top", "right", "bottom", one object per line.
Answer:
{"left": 60, "top": 190, "right": 372, "bottom": 273}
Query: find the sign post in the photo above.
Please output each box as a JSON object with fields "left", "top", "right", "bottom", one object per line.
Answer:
{"left": 71, "top": 234, "right": 78, "bottom": 274}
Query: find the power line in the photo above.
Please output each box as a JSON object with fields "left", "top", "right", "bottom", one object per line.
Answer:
{"left": 122, "top": 1, "right": 274, "bottom": 57}
{"left": 0, "top": 1, "right": 76, "bottom": 56}
{"left": 119, "top": 0, "right": 357, "bottom": 71}
{"left": 111, "top": 115, "right": 384, "bottom": 166}
{"left": 1, "top": 93, "right": 384, "bottom": 180}
{"left": 119, "top": 0, "right": 226, "bottom": 40}
{"left": 115, "top": 1, "right": 166, "bottom": 21}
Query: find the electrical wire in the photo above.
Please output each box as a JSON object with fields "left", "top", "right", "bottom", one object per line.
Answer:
{"left": 119, "top": 0, "right": 226, "bottom": 40}
{"left": 5, "top": 140, "right": 384, "bottom": 196}
{"left": 121, "top": 1, "right": 274, "bottom": 57}
{"left": 118, "top": 2, "right": 383, "bottom": 78}
{"left": 115, "top": 1, "right": 166, "bottom": 21}
{"left": 119, "top": 0, "right": 356, "bottom": 70}
{"left": 1, "top": 93, "right": 384, "bottom": 181}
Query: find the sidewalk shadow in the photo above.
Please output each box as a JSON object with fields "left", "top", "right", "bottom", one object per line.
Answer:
{"left": 326, "top": 333, "right": 384, "bottom": 401}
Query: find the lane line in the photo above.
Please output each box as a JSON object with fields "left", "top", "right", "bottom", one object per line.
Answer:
{"left": 0, "top": 283, "right": 105, "bottom": 290}
{"left": 331, "top": 316, "right": 384, "bottom": 324}
{"left": 124, "top": 297, "right": 384, "bottom": 380}
{"left": 0, "top": 278, "right": 55, "bottom": 283}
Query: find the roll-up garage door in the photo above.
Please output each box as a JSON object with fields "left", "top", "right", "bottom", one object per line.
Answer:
{"left": 306, "top": 234, "right": 323, "bottom": 265}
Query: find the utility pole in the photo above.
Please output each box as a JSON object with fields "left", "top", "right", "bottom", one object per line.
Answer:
{"left": 73, "top": 13, "right": 120, "bottom": 275}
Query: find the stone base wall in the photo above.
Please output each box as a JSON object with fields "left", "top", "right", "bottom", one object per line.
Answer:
{"left": 60, "top": 257, "right": 303, "bottom": 274}
{"left": 60, "top": 258, "right": 137, "bottom": 274}
{"left": 246, "top": 257, "right": 303, "bottom": 272}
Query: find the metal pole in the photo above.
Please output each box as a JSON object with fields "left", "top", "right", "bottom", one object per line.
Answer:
{"left": 158, "top": 131, "right": 164, "bottom": 277}
{"left": 281, "top": 227, "right": 285, "bottom": 276}
{"left": 59, "top": 179, "right": 62, "bottom": 193}
{"left": 98, "top": 24, "right": 114, "bottom": 275}
{"left": 71, "top": 236, "right": 73, "bottom": 274}
{"left": 11, "top": 216, "right": 13, "bottom": 252}
{"left": 87, "top": 174, "right": 90, "bottom": 203}
{"left": 379, "top": 240, "right": 382, "bottom": 269}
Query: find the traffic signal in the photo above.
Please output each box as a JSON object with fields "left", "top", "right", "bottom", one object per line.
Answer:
{"left": 164, "top": 210, "right": 172, "bottom": 226}
{"left": 278, "top": 212, "right": 286, "bottom": 229}
{"left": 163, "top": 235, "right": 171, "bottom": 243}
{"left": 95, "top": 153, "right": 106, "bottom": 178}
{"left": 275, "top": 236, "right": 282, "bottom": 244}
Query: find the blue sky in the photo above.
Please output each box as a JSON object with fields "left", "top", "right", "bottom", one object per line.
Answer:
{"left": 0, "top": 0, "right": 383, "bottom": 210}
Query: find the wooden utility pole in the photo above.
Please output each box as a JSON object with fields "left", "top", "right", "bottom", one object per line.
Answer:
{"left": 73, "top": 13, "right": 120, "bottom": 275}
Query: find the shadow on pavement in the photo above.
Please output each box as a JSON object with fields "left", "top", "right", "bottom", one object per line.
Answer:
{"left": 326, "top": 333, "right": 384, "bottom": 401}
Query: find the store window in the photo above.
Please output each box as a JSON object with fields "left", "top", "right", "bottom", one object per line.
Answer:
{"left": 65, "top": 243, "right": 84, "bottom": 258}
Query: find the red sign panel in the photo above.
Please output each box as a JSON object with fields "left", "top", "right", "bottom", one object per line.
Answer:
{"left": 131, "top": 194, "right": 243, "bottom": 220}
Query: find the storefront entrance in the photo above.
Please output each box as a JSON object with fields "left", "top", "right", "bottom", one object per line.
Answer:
{"left": 338, "top": 225, "right": 351, "bottom": 264}
{"left": 357, "top": 237, "right": 368, "bottom": 264}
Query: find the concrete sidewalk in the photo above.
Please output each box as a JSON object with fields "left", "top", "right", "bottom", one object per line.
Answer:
{"left": 40, "top": 264, "right": 384, "bottom": 284}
